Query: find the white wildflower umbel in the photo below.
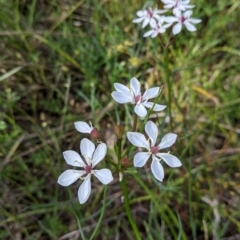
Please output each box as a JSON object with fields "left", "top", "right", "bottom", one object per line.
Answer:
{"left": 127, "top": 121, "right": 181, "bottom": 181}
{"left": 133, "top": 7, "right": 167, "bottom": 28}
{"left": 165, "top": 10, "right": 201, "bottom": 35}
{"left": 58, "top": 138, "right": 113, "bottom": 204}
{"left": 161, "top": 0, "right": 195, "bottom": 15}
{"left": 111, "top": 77, "right": 166, "bottom": 118}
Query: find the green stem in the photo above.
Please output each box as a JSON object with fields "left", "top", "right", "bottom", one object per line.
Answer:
{"left": 89, "top": 186, "right": 108, "bottom": 240}
{"left": 132, "top": 113, "right": 138, "bottom": 131}
{"left": 120, "top": 177, "right": 142, "bottom": 240}
{"left": 117, "top": 138, "right": 122, "bottom": 161}
{"left": 117, "top": 134, "right": 141, "bottom": 239}
{"left": 69, "top": 208, "right": 86, "bottom": 240}
{"left": 164, "top": 47, "right": 173, "bottom": 131}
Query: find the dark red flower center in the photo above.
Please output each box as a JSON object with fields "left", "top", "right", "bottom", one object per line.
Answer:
{"left": 134, "top": 94, "right": 142, "bottom": 104}
{"left": 180, "top": 15, "right": 187, "bottom": 24}
{"left": 147, "top": 8, "right": 153, "bottom": 18}
{"left": 151, "top": 146, "right": 159, "bottom": 155}
{"left": 85, "top": 165, "right": 92, "bottom": 174}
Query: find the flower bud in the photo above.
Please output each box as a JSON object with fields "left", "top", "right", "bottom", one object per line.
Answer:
{"left": 120, "top": 156, "right": 130, "bottom": 166}
{"left": 114, "top": 124, "right": 124, "bottom": 139}
{"left": 90, "top": 128, "right": 100, "bottom": 139}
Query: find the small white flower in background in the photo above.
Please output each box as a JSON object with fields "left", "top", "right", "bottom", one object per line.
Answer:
{"left": 127, "top": 121, "right": 181, "bottom": 181}
{"left": 58, "top": 138, "right": 113, "bottom": 204}
{"left": 111, "top": 77, "right": 166, "bottom": 118}
{"left": 133, "top": 7, "right": 167, "bottom": 28}
{"left": 161, "top": 0, "right": 195, "bottom": 15}
{"left": 74, "top": 121, "right": 100, "bottom": 139}
{"left": 165, "top": 10, "right": 201, "bottom": 35}
{"left": 144, "top": 16, "right": 172, "bottom": 38}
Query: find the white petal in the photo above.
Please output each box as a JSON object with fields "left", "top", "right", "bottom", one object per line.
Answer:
{"left": 158, "top": 133, "right": 177, "bottom": 149}
{"left": 164, "top": 16, "right": 178, "bottom": 23}
{"left": 145, "top": 121, "right": 158, "bottom": 146}
{"left": 80, "top": 138, "right": 95, "bottom": 165}
{"left": 155, "top": 9, "right": 168, "bottom": 14}
{"left": 185, "top": 22, "right": 197, "bottom": 32}
{"left": 78, "top": 174, "right": 91, "bottom": 204}
{"left": 134, "top": 104, "right": 147, "bottom": 118}
{"left": 136, "top": 10, "right": 145, "bottom": 17}
{"left": 184, "top": 10, "right": 193, "bottom": 18}
{"left": 163, "top": 22, "right": 173, "bottom": 29}
{"left": 149, "top": 18, "right": 156, "bottom": 27}
{"left": 127, "top": 132, "right": 149, "bottom": 149}
{"left": 93, "top": 169, "right": 113, "bottom": 184}
{"left": 58, "top": 170, "right": 85, "bottom": 186}
{"left": 157, "top": 153, "right": 182, "bottom": 167}
{"left": 161, "top": 0, "right": 170, "bottom": 4}
{"left": 151, "top": 157, "right": 164, "bottom": 181}
{"left": 142, "top": 18, "right": 149, "bottom": 28}
{"left": 164, "top": 4, "right": 174, "bottom": 9}
{"left": 130, "top": 77, "right": 141, "bottom": 97}
{"left": 172, "top": 23, "right": 182, "bottom": 35}
{"left": 142, "top": 87, "right": 160, "bottom": 101}
{"left": 114, "top": 83, "right": 130, "bottom": 93}
{"left": 151, "top": 31, "right": 159, "bottom": 38}
{"left": 92, "top": 143, "right": 107, "bottom": 167}
{"left": 63, "top": 150, "right": 85, "bottom": 167}
{"left": 133, "top": 17, "right": 144, "bottom": 23}
{"left": 161, "top": 0, "right": 169, "bottom": 3}
{"left": 74, "top": 121, "right": 92, "bottom": 133}
{"left": 188, "top": 18, "right": 202, "bottom": 24}
{"left": 134, "top": 152, "right": 151, "bottom": 167}
{"left": 142, "top": 102, "right": 167, "bottom": 112}
{"left": 143, "top": 30, "right": 155, "bottom": 38}
{"left": 111, "top": 91, "right": 133, "bottom": 104}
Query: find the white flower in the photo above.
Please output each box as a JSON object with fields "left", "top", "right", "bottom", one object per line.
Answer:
{"left": 161, "top": 0, "right": 195, "bottom": 15}
{"left": 74, "top": 121, "right": 100, "bottom": 139}
{"left": 127, "top": 121, "right": 181, "bottom": 181}
{"left": 58, "top": 138, "right": 113, "bottom": 204}
{"left": 144, "top": 16, "right": 172, "bottom": 38}
{"left": 111, "top": 77, "right": 166, "bottom": 118}
{"left": 165, "top": 10, "right": 201, "bottom": 35}
{"left": 133, "top": 7, "right": 167, "bottom": 28}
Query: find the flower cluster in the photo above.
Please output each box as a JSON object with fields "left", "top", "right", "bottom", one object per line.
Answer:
{"left": 112, "top": 77, "right": 182, "bottom": 181}
{"left": 58, "top": 76, "right": 182, "bottom": 204}
{"left": 133, "top": 0, "right": 201, "bottom": 37}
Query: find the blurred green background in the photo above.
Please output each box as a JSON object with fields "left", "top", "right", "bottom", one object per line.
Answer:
{"left": 1, "top": 0, "right": 240, "bottom": 239}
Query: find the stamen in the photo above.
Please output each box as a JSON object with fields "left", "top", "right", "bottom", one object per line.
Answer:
{"left": 89, "top": 120, "right": 93, "bottom": 128}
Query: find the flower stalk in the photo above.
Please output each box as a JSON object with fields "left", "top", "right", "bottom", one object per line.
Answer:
{"left": 89, "top": 186, "right": 108, "bottom": 240}
{"left": 116, "top": 135, "right": 142, "bottom": 239}
{"left": 164, "top": 47, "right": 173, "bottom": 131}
{"left": 120, "top": 176, "right": 142, "bottom": 240}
